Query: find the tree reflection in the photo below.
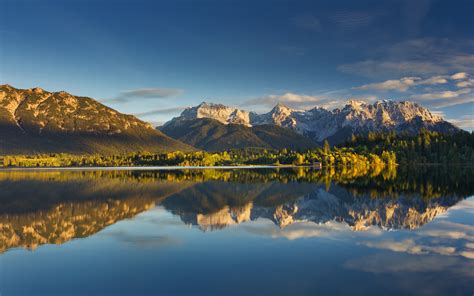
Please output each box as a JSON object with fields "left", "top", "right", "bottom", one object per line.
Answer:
{"left": 0, "top": 166, "right": 472, "bottom": 252}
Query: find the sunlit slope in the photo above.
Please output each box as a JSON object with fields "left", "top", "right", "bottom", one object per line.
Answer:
{"left": 0, "top": 85, "right": 194, "bottom": 154}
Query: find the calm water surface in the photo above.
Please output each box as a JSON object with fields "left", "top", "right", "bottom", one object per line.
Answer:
{"left": 0, "top": 167, "right": 472, "bottom": 296}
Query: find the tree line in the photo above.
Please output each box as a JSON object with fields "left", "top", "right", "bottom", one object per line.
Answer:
{"left": 0, "top": 145, "right": 395, "bottom": 170}
{"left": 1, "top": 130, "right": 471, "bottom": 168}
{"left": 345, "top": 129, "right": 474, "bottom": 165}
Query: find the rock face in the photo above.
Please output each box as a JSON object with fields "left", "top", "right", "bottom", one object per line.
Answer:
{"left": 165, "top": 100, "right": 459, "bottom": 144}
{"left": 0, "top": 85, "right": 193, "bottom": 154}
{"left": 177, "top": 102, "right": 255, "bottom": 126}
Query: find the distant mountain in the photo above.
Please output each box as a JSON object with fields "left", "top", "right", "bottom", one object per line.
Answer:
{"left": 0, "top": 85, "right": 193, "bottom": 154}
{"left": 160, "top": 117, "right": 317, "bottom": 151}
{"left": 165, "top": 101, "right": 460, "bottom": 144}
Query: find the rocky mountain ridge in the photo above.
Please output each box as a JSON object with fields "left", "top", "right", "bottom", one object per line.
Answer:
{"left": 0, "top": 84, "right": 193, "bottom": 154}
{"left": 165, "top": 100, "right": 459, "bottom": 143}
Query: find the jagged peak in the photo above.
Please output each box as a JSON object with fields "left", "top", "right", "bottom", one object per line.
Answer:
{"left": 271, "top": 102, "right": 293, "bottom": 113}
{"left": 30, "top": 87, "right": 45, "bottom": 94}
{"left": 164, "top": 97, "right": 457, "bottom": 140}
{"left": 197, "top": 101, "right": 210, "bottom": 107}
{"left": 275, "top": 102, "right": 289, "bottom": 108}
{"left": 344, "top": 99, "right": 425, "bottom": 110}
{"left": 346, "top": 99, "right": 367, "bottom": 107}
{"left": 398, "top": 100, "right": 421, "bottom": 107}
{"left": 196, "top": 101, "right": 231, "bottom": 109}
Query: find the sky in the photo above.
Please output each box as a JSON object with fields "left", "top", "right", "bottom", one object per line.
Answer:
{"left": 1, "top": 0, "right": 473, "bottom": 129}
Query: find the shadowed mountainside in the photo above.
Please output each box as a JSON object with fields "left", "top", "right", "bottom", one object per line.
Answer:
{"left": 160, "top": 117, "right": 318, "bottom": 151}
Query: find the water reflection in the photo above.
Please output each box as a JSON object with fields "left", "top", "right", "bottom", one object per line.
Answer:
{"left": 0, "top": 167, "right": 472, "bottom": 252}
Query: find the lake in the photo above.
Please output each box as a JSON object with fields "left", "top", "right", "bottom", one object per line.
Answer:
{"left": 0, "top": 167, "right": 473, "bottom": 296}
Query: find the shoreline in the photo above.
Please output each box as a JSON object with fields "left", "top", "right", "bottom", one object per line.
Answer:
{"left": 0, "top": 164, "right": 314, "bottom": 171}
{"left": 1, "top": 163, "right": 472, "bottom": 171}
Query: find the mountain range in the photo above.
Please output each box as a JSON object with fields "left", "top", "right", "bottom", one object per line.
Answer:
{"left": 0, "top": 85, "right": 193, "bottom": 154}
{"left": 0, "top": 84, "right": 462, "bottom": 154}
{"left": 162, "top": 100, "right": 460, "bottom": 146}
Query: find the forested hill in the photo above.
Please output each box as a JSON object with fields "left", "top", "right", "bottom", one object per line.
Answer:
{"left": 344, "top": 130, "right": 474, "bottom": 165}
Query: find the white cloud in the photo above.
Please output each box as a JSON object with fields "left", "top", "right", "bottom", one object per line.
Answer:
{"left": 418, "top": 221, "right": 474, "bottom": 242}
{"left": 456, "top": 79, "right": 474, "bottom": 88}
{"left": 241, "top": 219, "right": 383, "bottom": 241}
{"left": 357, "top": 219, "right": 474, "bottom": 260}
{"left": 411, "top": 88, "right": 471, "bottom": 100}
{"left": 355, "top": 77, "right": 419, "bottom": 91}
{"left": 244, "top": 92, "right": 329, "bottom": 109}
{"left": 419, "top": 76, "right": 449, "bottom": 85}
{"left": 354, "top": 75, "right": 453, "bottom": 92}
{"left": 451, "top": 72, "right": 469, "bottom": 80}
{"left": 428, "top": 97, "right": 474, "bottom": 108}
{"left": 446, "top": 115, "right": 474, "bottom": 130}
{"left": 243, "top": 92, "right": 377, "bottom": 110}
{"left": 429, "top": 110, "right": 445, "bottom": 117}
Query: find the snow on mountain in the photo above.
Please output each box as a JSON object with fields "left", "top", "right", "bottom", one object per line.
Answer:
{"left": 176, "top": 102, "right": 254, "bottom": 126}
{"left": 164, "top": 99, "right": 459, "bottom": 143}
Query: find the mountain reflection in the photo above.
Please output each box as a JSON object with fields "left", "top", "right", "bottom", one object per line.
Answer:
{"left": 0, "top": 167, "right": 472, "bottom": 252}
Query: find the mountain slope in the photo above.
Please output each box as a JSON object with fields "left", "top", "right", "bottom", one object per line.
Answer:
{"left": 166, "top": 100, "right": 460, "bottom": 144}
{"left": 0, "top": 85, "right": 194, "bottom": 154}
{"left": 160, "top": 117, "right": 317, "bottom": 151}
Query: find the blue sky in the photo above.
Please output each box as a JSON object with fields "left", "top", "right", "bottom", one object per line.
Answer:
{"left": 1, "top": 0, "right": 473, "bottom": 129}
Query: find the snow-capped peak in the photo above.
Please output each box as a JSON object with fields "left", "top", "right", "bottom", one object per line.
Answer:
{"left": 165, "top": 99, "right": 458, "bottom": 143}
{"left": 271, "top": 102, "right": 293, "bottom": 114}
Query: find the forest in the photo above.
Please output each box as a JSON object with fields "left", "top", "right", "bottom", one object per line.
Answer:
{"left": 0, "top": 144, "right": 395, "bottom": 170}
{"left": 1, "top": 130, "right": 472, "bottom": 169}
{"left": 345, "top": 129, "right": 474, "bottom": 165}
